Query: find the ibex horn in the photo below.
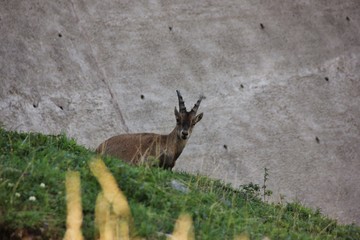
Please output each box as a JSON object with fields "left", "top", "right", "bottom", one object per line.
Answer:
{"left": 176, "top": 90, "right": 187, "bottom": 113}
{"left": 190, "top": 94, "right": 205, "bottom": 114}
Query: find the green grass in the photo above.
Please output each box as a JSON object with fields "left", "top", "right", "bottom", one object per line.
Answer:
{"left": 0, "top": 128, "right": 359, "bottom": 239}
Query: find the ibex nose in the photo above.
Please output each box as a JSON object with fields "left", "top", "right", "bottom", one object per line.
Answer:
{"left": 181, "top": 131, "right": 189, "bottom": 139}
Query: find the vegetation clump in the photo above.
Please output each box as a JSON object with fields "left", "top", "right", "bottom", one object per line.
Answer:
{"left": 0, "top": 128, "right": 359, "bottom": 239}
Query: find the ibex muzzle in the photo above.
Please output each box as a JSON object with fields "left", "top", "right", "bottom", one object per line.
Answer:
{"left": 96, "top": 90, "right": 204, "bottom": 170}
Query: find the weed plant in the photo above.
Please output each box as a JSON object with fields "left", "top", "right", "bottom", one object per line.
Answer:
{"left": 0, "top": 128, "right": 359, "bottom": 239}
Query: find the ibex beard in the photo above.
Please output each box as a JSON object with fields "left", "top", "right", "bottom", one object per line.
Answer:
{"left": 96, "top": 90, "right": 204, "bottom": 170}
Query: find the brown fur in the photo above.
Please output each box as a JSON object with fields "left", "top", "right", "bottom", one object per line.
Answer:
{"left": 96, "top": 91, "right": 204, "bottom": 170}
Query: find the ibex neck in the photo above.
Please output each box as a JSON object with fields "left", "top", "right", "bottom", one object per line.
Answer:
{"left": 169, "top": 127, "right": 187, "bottom": 155}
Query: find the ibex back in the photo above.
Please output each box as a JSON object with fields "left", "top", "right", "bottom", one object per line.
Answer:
{"left": 96, "top": 90, "right": 204, "bottom": 170}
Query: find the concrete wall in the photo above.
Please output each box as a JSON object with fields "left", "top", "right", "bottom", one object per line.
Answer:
{"left": 1, "top": 0, "right": 359, "bottom": 225}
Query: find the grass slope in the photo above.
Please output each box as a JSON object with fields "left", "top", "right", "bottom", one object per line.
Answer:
{"left": 0, "top": 128, "right": 359, "bottom": 239}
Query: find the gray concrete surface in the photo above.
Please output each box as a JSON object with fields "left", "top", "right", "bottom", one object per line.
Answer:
{"left": 1, "top": 0, "right": 359, "bottom": 225}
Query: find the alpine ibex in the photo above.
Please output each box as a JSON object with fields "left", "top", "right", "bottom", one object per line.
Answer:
{"left": 96, "top": 90, "right": 204, "bottom": 170}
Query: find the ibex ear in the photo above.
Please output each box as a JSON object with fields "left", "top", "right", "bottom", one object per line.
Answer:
{"left": 194, "top": 112, "right": 203, "bottom": 124}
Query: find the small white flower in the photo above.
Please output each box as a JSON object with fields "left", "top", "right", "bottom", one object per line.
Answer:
{"left": 40, "top": 183, "right": 46, "bottom": 188}
{"left": 15, "top": 193, "right": 21, "bottom": 197}
{"left": 29, "top": 196, "right": 36, "bottom": 201}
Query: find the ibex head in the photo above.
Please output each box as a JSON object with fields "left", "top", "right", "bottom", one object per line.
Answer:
{"left": 174, "top": 90, "right": 204, "bottom": 140}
